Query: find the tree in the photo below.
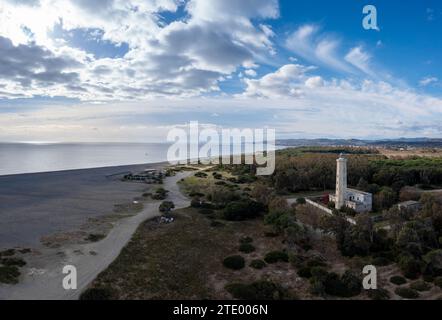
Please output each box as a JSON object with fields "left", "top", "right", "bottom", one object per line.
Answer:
{"left": 356, "top": 177, "right": 369, "bottom": 192}
{"left": 159, "top": 201, "right": 175, "bottom": 214}
{"left": 374, "top": 187, "right": 397, "bottom": 211}
{"left": 251, "top": 184, "right": 272, "bottom": 206}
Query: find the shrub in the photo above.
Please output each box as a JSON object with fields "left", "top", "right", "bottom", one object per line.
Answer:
{"left": 310, "top": 270, "right": 362, "bottom": 298}
{"left": 189, "top": 192, "right": 205, "bottom": 198}
{"left": 296, "top": 197, "right": 306, "bottom": 205}
{"left": 395, "top": 287, "right": 419, "bottom": 299}
{"left": 223, "top": 200, "right": 265, "bottom": 221}
{"left": 225, "top": 280, "right": 287, "bottom": 300}
{"left": 372, "top": 257, "right": 391, "bottom": 267}
{"left": 223, "top": 255, "right": 245, "bottom": 270}
{"left": 86, "top": 234, "right": 105, "bottom": 242}
{"left": 0, "top": 257, "right": 26, "bottom": 267}
{"left": 152, "top": 188, "right": 169, "bottom": 199}
{"left": 210, "top": 221, "right": 225, "bottom": 228}
{"left": 410, "top": 280, "right": 431, "bottom": 292}
{"left": 264, "top": 251, "right": 289, "bottom": 264}
{"left": 239, "top": 243, "right": 255, "bottom": 254}
{"left": 250, "top": 260, "right": 266, "bottom": 269}
{"left": 297, "top": 267, "right": 312, "bottom": 278}
{"left": 80, "top": 287, "right": 115, "bottom": 300}
{"left": 239, "top": 236, "right": 253, "bottom": 244}
{"left": 434, "top": 276, "right": 442, "bottom": 288}
{"left": 198, "top": 208, "right": 214, "bottom": 215}
{"left": 367, "top": 288, "right": 390, "bottom": 300}
{"left": 159, "top": 201, "right": 175, "bottom": 214}
{"left": 0, "top": 265, "right": 20, "bottom": 284}
{"left": 0, "top": 249, "right": 15, "bottom": 257}
{"left": 423, "top": 274, "right": 434, "bottom": 283}
{"left": 390, "top": 275, "right": 407, "bottom": 285}
{"left": 399, "top": 255, "right": 422, "bottom": 279}
{"left": 194, "top": 172, "right": 208, "bottom": 178}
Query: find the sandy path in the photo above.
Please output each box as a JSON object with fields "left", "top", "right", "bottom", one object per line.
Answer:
{"left": 0, "top": 172, "right": 191, "bottom": 300}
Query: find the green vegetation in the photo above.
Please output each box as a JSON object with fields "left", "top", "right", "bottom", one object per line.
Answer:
{"left": 159, "top": 201, "right": 175, "bottom": 214}
{"left": 225, "top": 280, "right": 288, "bottom": 300}
{"left": 367, "top": 288, "right": 390, "bottom": 300}
{"left": 249, "top": 259, "right": 266, "bottom": 269}
{"left": 239, "top": 236, "right": 253, "bottom": 244}
{"left": 309, "top": 269, "right": 362, "bottom": 298}
{"left": 223, "top": 199, "right": 265, "bottom": 221}
{"left": 0, "top": 265, "right": 20, "bottom": 284}
{"left": 152, "top": 187, "right": 169, "bottom": 200}
{"left": 223, "top": 255, "right": 245, "bottom": 270}
{"left": 85, "top": 233, "right": 106, "bottom": 242}
{"left": 80, "top": 287, "right": 115, "bottom": 300}
{"left": 264, "top": 251, "right": 289, "bottom": 264}
{"left": 410, "top": 280, "right": 431, "bottom": 292}
{"left": 239, "top": 243, "right": 255, "bottom": 253}
{"left": 390, "top": 275, "right": 407, "bottom": 285}
{"left": 434, "top": 277, "right": 442, "bottom": 288}
{"left": 0, "top": 249, "right": 15, "bottom": 257}
{"left": 395, "top": 287, "right": 420, "bottom": 299}
{"left": 1, "top": 257, "right": 26, "bottom": 267}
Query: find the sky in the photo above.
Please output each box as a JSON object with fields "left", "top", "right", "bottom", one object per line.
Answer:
{"left": 0, "top": 0, "right": 441, "bottom": 142}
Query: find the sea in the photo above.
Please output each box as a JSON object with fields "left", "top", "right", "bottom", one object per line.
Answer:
{"left": 0, "top": 142, "right": 281, "bottom": 176}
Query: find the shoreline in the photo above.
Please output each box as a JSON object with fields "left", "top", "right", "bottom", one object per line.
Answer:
{"left": 0, "top": 163, "right": 192, "bottom": 299}
{"left": 0, "top": 160, "right": 170, "bottom": 178}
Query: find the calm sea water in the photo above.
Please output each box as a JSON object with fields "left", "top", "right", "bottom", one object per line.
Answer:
{"left": 0, "top": 142, "right": 281, "bottom": 176}
{"left": 0, "top": 143, "right": 172, "bottom": 176}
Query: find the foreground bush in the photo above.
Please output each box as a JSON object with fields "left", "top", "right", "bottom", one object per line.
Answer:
{"left": 264, "top": 251, "right": 289, "bottom": 264}
{"left": 225, "top": 280, "right": 287, "bottom": 300}
{"left": 250, "top": 260, "right": 266, "bottom": 269}
{"left": 390, "top": 275, "right": 407, "bottom": 285}
{"left": 395, "top": 287, "right": 419, "bottom": 299}
{"left": 223, "top": 255, "right": 245, "bottom": 270}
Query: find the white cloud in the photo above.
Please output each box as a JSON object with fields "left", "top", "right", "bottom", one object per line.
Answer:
{"left": 286, "top": 24, "right": 379, "bottom": 76}
{"left": 345, "top": 46, "right": 373, "bottom": 76}
{"left": 244, "top": 69, "right": 257, "bottom": 77}
{"left": 0, "top": 0, "right": 279, "bottom": 100}
{"left": 241, "top": 64, "right": 314, "bottom": 98}
{"left": 419, "top": 76, "right": 438, "bottom": 87}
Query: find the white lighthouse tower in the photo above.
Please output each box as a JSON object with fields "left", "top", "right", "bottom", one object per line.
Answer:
{"left": 335, "top": 153, "right": 347, "bottom": 210}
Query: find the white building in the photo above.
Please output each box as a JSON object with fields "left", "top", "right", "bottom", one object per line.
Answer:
{"left": 329, "top": 154, "right": 372, "bottom": 213}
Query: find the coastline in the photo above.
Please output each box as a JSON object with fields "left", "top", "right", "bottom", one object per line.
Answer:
{"left": 0, "top": 161, "right": 192, "bottom": 299}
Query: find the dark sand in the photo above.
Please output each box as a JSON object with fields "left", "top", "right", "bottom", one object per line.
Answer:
{"left": 0, "top": 163, "right": 165, "bottom": 249}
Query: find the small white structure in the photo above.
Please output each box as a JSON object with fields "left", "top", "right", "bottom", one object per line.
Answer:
{"left": 329, "top": 154, "right": 372, "bottom": 213}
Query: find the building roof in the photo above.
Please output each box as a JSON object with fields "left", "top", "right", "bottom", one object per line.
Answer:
{"left": 346, "top": 188, "right": 372, "bottom": 196}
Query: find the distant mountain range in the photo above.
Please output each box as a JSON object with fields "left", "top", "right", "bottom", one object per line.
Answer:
{"left": 276, "top": 138, "right": 442, "bottom": 148}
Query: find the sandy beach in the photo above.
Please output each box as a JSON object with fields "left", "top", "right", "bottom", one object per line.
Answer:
{"left": 0, "top": 163, "right": 191, "bottom": 300}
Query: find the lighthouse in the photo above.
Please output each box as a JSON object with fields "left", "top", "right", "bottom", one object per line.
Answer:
{"left": 335, "top": 153, "right": 347, "bottom": 210}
